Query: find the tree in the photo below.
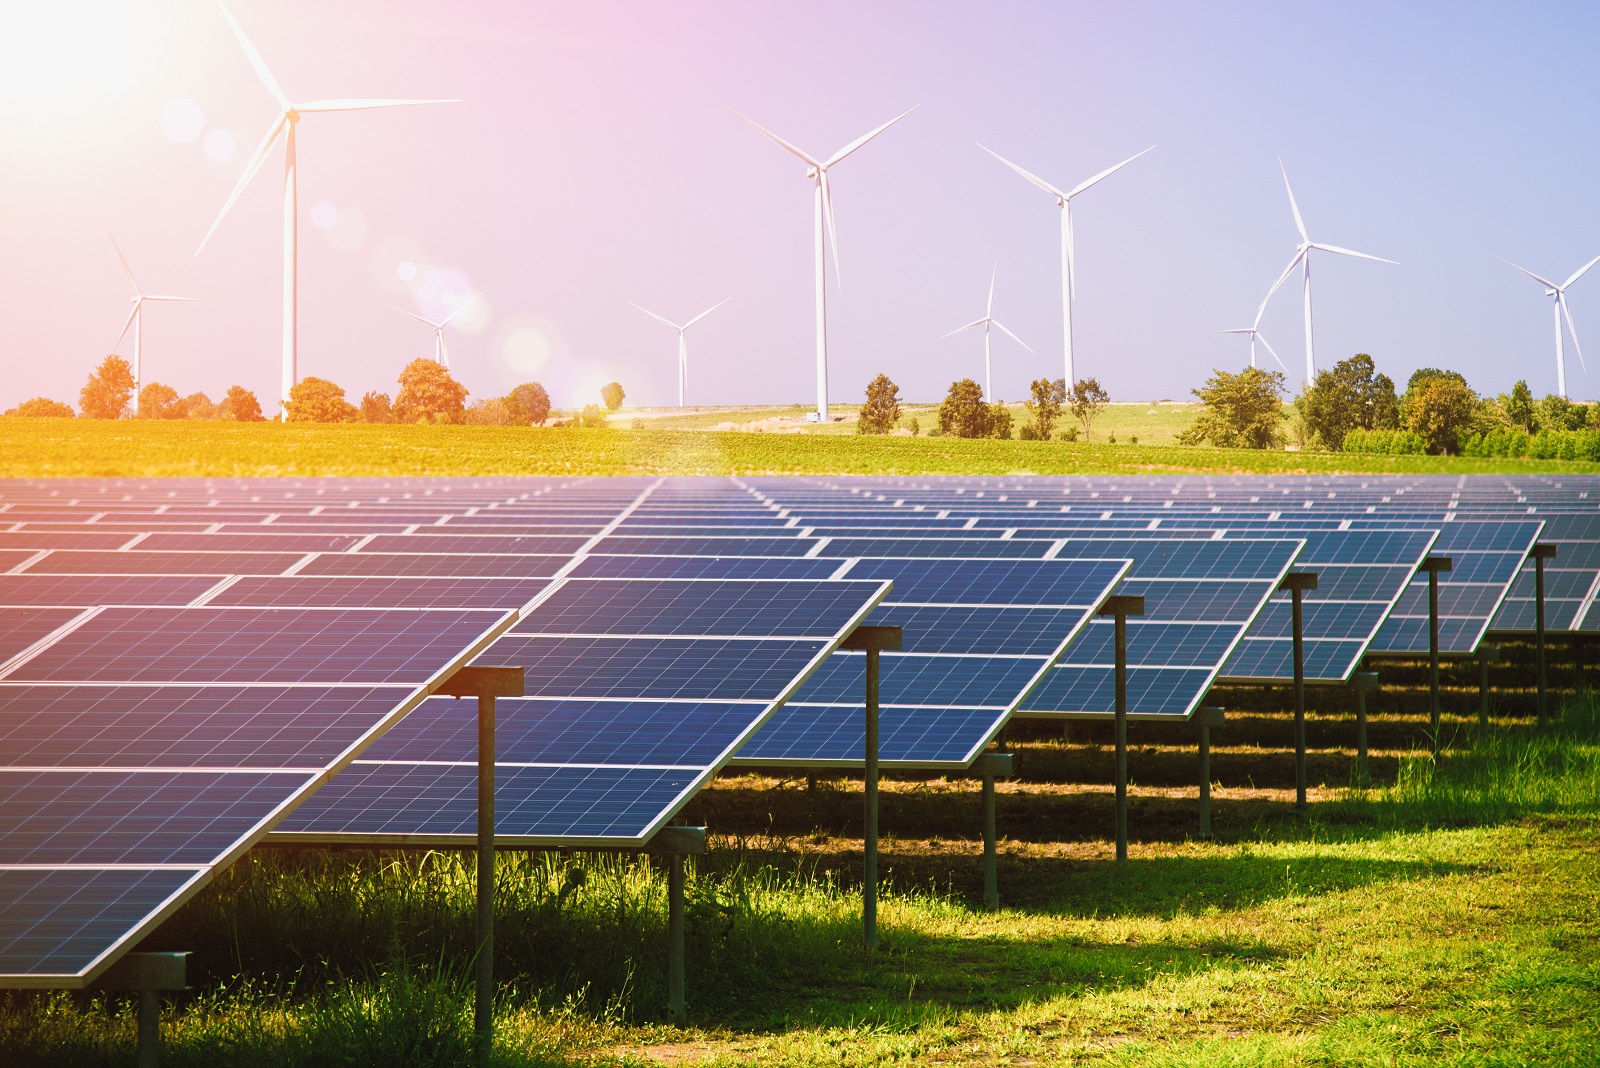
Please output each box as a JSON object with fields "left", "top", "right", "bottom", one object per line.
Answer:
{"left": 507, "top": 382, "right": 551, "bottom": 426}
{"left": 1505, "top": 379, "right": 1537, "bottom": 432}
{"left": 136, "top": 382, "right": 185, "bottom": 420}
{"left": 1537, "top": 393, "right": 1588, "bottom": 431}
{"left": 600, "top": 381, "right": 625, "bottom": 412}
{"left": 394, "top": 358, "right": 468, "bottom": 423}
{"left": 989, "top": 401, "right": 1013, "bottom": 439}
{"left": 80, "top": 355, "right": 135, "bottom": 419}
{"left": 465, "top": 397, "right": 516, "bottom": 425}
{"left": 1023, "top": 377, "right": 1065, "bottom": 440}
{"left": 1296, "top": 353, "right": 1400, "bottom": 449}
{"left": 937, "top": 378, "right": 992, "bottom": 438}
{"left": 1068, "top": 378, "right": 1110, "bottom": 441}
{"left": 1178, "top": 366, "right": 1288, "bottom": 449}
{"left": 4, "top": 397, "right": 73, "bottom": 417}
{"left": 220, "top": 386, "right": 264, "bottom": 422}
{"left": 1404, "top": 377, "right": 1478, "bottom": 454}
{"left": 574, "top": 404, "right": 608, "bottom": 428}
{"left": 284, "top": 377, "right": 358, "bottom": 423}
{"left": 360, "top": 391, "right": 396, "bottom": 423}
{"left": 183, "top": 392, "right": 218, "bottom": 420}
{"left": 857, "top": 373, "right": 901, "bottom": 434}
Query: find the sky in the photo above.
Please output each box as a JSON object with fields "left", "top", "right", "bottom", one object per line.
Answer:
{"left": 4, "top": 0, "right": 1600, "bottom": 414}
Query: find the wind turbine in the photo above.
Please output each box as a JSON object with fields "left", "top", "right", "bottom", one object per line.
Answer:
{"left": 109, "top": 234, "right": 202, "bottom": 392}
{"left": 978, "top": 143, "right": 1153, "bottom": 387}
{"left": 196, "top": 0, "right": 456, "bottom": 410}
{"left": 728, "top": 105, "right": 917, "bottom": 423}
{"left": 630, "top": 298, "right": 731, "bottom": 407}
{"left": 1501, "top": 254, "right": 1600, "bottom": 398}
{"left": 1265, "top": 161, "right": 1397, "bottom": 384}
{"left": 383, "top": 291, "right": 485, "bottom": 370}
{"left": 1216, "top": 284, "right": 1289, "bottom": 373}
{"left": 941, "top": 267, "right": 1034, "bottom": 401}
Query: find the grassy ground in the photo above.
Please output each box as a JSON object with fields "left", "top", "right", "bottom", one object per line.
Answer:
{"left": 4, "top": 418, "right": 1598, "bottom": 477}
{"left": 4, "top": 671, "right": 1597, "bottom": 1066}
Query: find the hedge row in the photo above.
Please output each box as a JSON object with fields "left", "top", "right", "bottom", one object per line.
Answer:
{"left": 1342, "top": 429, "right": 1428, "bottom": 454}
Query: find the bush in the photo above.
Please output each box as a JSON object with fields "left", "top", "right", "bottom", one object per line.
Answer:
{"left": 136, "top": 382, "right": 186, "bottom": 420}
{"left": 1528, "top": 429, "right": 1600, "bottom": 461}
{"left": 1057, "top": 426, "right": 1081, "bottom": 442}
{"left": 1403, "top": 375, "right": 1477, "bottom": 454}
{"left": 507, "top": 382, "right": 551, "bottom": 426}
{"left": 574, "top": 404, "right": 608, "bottom": 428}
{"left": 989, "top": 401, "right": 1013, "bottom": 439}
{"left": 4, "top": 397, "right": 73, "bottom": 417}
{"left": 937, "top": 378, "right": 991, "bottom": 438}
{"left": 463, "top": 397, "right": 515, "bottom": 425}
{"left": 600, "top": 381, "right": 625, "bottom": 412}
{"left": 183, "top": 392, "right": 218, "bottom": 420}
{"left": 79, "top": 355, "right": 135, "bottom": 419}
{"left": 220, "top": 385, "right": 264, "bottom": 422}
{"left": 360, "top": 391, "right": 396, "bottom": 424}
{"left": 1296, "top": 353, "right": 1400, "bottom": 449}
{"left": 1342, "top": 428, "right": 1428, "bottom": 454}
{"left": 1179, "top": 367, "right": 1287, "bottom": 449}
{"left": 395, "top": 359, "right": 468, "bottom": 424}
{"left": 1024, "top": 377, "right": 1066, "bottom": 440}
{"left": 1461, "top": 428, "right": 1532, "bottom": 457}
{"left": 857, "top": 373, "right": 901, "bottom": 435}
{"left": 285, "top": 377, "right": 358, "bottom": 423}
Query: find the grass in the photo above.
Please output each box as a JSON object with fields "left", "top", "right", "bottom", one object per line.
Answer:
{"left": 5, "top": 418, "right": 1600, "bottom": 477}
{"left": 4, "top": 690, "right": 1598, "bottom": 1066}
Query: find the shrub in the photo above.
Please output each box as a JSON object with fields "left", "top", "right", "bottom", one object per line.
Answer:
{"left": 1067, "top": 378, "right": 1109, "bottom": 441}
{"left": 989, "top": 402, "right": 1013, "bottom": 439}
{"left": 575, "top": 404, "right": 608, "bottom": 428}
{"left": 183, "top": 392, "right": 218, "bottom": 420}
{"left": 856, "top": 374, "right": 901, "bottom": 435}
{"left": 1528, "top": 429, "right": 1600, "bottom": 461}
{"left": 4, "top": 397, "right": 73, "bottom": 417}
{"left": 1403, "top": 375, "right": 1477, "bottom": 454}
{"left": 394, "top": 359, "right": 467, "bottom": 424}
{"left": 1057, "top": 426, "right": 1081, "bottom": 442}
{"left": 1505, "top": 379, "right": 1538, "bottom": 432}
{"left": 136, "top": 382, "right": 185, "bottom": 420}
{"left": 600, "top": 381, "right": 625, "bottom": 412}
{"left": 507, "top": 382, "right": 551, "bottom": 426}
{"left": 937, "top": 379, "right": 991, "bottom": 438}
{"left": 1343, "top": 428, "right": 1428, "bottom": 454}
{"left": 1024, "top": 377, "right": 1066, "bottom": 440}
{"left": 1461, "top": 428, "right": 1532, "bottom": 458}
{"left": 285, "top": 377, "right": 358, "bottom": 423}
{"left": 220, "top": 386, "right": 264, "bottom": 422}
{"left": 360, "top": 391, "right": 396, "bottom": 424}
{"left": 79, "top": 355, "right": 135, "bottom": 419}
{"left": 1296, "top": 353, "right": 1400, "bottom": 449}
{"left": 1179, "top": 367, "right": 1287, "bottom": 449}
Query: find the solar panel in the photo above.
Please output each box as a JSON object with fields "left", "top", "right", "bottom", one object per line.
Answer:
{"left": 1369, "top": 521, "right": 1543, "bottom": 656}
{"left": 21, "top": 551, "right": 305, "bottom": 576}
{"left": 211, "top": 576, "right": 554, "bottom": 611}
{"left": 0, "top": 575, "right": 222, "bottom": 608}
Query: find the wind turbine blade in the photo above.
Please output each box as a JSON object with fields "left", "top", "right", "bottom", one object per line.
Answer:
{"left": 141, "top": 295, "right": 205, "bottom": 302}
{"left": 1214, "top": 328, "right": 1256, "bottom": 335}
{"left": 440, "top": 289, "right": 486, "bottom": 327}
{"left": 114, "top": 303, "right": 139, "bottom": 348}
{"left": 1311, "top": 243, "right": 1398, "bottom": 265}
{"left": 940, "top": 318, "right": 989, "bottom": 338}
{"left": 1260, "top": 250, "right": 1306, "bottom": 317}
{"left": 297, "top": 98, "right": 459, "bottom": 112}
{"left": 1064, "top": 145, "right": 1155, "bottom": 200}
{"left": 1279, "top": 160, "right": 1309, "bottom": 243}
{"left": 821, "top": 169, "right": 841, "bottom": 289}
{"left": 986, "top": 265, "right": 996, "bottom": 318}
{"left": 195, "top": 114, "right": 286, "bottom": 256}
{"left": 1498, "top": 257, "right": 1561, "bottom": 291}
{"left": 1564, "top": 253, "right": 1600, "bottom": 290}
{"left": 724, "top": 106, "right": 822, "bottom": 168}
{"left": 992, "top": 318, "right": 1035, "bottom": 352}
{"left": 629, "top": 302, "right": 684, "bottom": 332}
{"left": 109, "top": 234, "right": 139, "bottom": 293}
{"left": 822, "top": 105, "right": 918, "bottom": 168}
{"left": 1562, "top": 296, "right": 1587, "bottom": 372}
{"left": 977, "top": 144, "right": 1068, "bottom": 200}
{"left": 681, "top": 296, "right": 732, "bottom": 329}
{"left": 215, "top": 0, "right": 290, "bottom": 110}
{"left": 1258, "top": 333, "right": 1290, "bottom": 374}
{"left": 383, "top": 301, "right": 442, "bottom": 328}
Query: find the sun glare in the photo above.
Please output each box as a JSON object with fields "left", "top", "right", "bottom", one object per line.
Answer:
{"left": 0, "top": 1, "right": 139, "bottom": 101}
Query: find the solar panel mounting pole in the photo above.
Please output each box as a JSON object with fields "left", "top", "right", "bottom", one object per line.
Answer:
{"left": 436, "top": 665, "right": 526, "bottom": 1065}
{"left": 840, "top": 624, "right": 902, "bottom": 951}
{"left": 1280, "top": 572, "right": 1318, "bottom": 811}
{"left": 1419, "top": 557, "right": 1451, "bottom": 755}
{"left": 1352, "top": 671, "right": 1379, "bottom": 787}
{"left": 1099, "top": 595, "right": 1145, "bottom": 864}
{"left": 1532, "top": 544, "right": 1556, "bottom": 725}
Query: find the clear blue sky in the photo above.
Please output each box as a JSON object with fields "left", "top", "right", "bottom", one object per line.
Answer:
{"left": 4, "top": 0, "right": 1599, "bottom": 409}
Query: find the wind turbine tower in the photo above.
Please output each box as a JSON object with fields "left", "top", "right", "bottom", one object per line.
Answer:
{"left": 110, "top": 234, "right": 201, "bottom": 393}
{"left": 941, "top": 267, "right": 1033, "bottom": 402}
{"left": 630, "top": 298, "right": 731, "bottom": 407}
{"left": 729, "top": 106, "right": 916, "bottom": 423}
{"left": 197, "top": 0, "right": 456, "bottom": 409}
{"left": 1501, "top": 254, "right": 1600, "bottom": 398}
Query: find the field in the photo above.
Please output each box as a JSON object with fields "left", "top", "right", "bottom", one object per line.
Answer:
{"left": 3, "top": 658, "right": 1597, "bottom": 1067}
{"left": 4, "top": 417, "right": 1600, "bottom": 477}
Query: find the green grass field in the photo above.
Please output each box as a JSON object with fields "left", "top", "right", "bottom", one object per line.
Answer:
{"left": 4, "top": 417, "right": 1597, "bottom": 477}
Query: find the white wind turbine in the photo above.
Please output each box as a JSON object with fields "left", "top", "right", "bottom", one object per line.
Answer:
{"left": 1266, "top": 161, "right": 1397, "bottom": 384}
{"left": 384, "top": 291, "right": 486, "bottom": 370}
{"left": 110, "top": 234, "right": 202, "bottom": 393}
{"left": 630, "top": 298, "right": 731, "bottom": 407}
{"left": 196, "top": 0, "right": 456, "bottom": 409}
{"left": 729, "top": 105, "right": 917, "bottom": 423}
{"left": 941, "top": 267, "right": 1034, "bottom": 402}
{"left": 1500, "top": 254, "right": 1600, "bottom": 398}
{"left": 978, "top": 143, "right": 1153, "bottom": 387}
{"left": 1216, "top": 284, "right": 1289, "bottom": 373}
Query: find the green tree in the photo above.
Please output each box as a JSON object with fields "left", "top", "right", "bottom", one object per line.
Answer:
{"left": 574, "top": 404, "right": 608, "bottom": 428}
{"left": 600, "top": 381, "right": 625, "bottom": 412}
{"left": 136, "top": 382, "right": 185, "bottom": 420}
{"left": 1296, "top": 353, "right": 1400, "bottom": 449}
{"left": 1179, "top": 366, "right": 1288, "bottom": 449}
{"left": 1403, "top": 378, "right": 1478, "bottom": 454}
{"left": 4, "top": 397, "right": 74, "bottom": 417}
{"left": 183, "top": 392, "right": 218, "bottom": 420}
{"left": 1505, "top": 379, "right": 1537, "bottom": 432}
{"left": 79, "top": 355, "right": 135, "bottom": 419}
{"left": 1023, "top": 377, "right": 1065, "bottom": 440}
{"left": 989, "top": 401, "right": 1014, "bottom": 439}
{"left": 1537, "top": 393, "right": 1587, "bottom": 431}
{"left": 1068, "top": 377, "right": 1110, "bottom": 441}
{"left": 360, "top": 391, "right": 395, "bottom": 423}
{"left": 394, "top": 359, "right": 468, "bottom": 423}
{"left": 220, "top": 386, "right": 264, "bottom": 422}
{"left": 856, "top": 373, "right": 902, "bottom": 434}
{"left": 284, "top": 377, "right": 358, "bottom": 423}
{"left": 937, "top": 378, "right": 992, "bottom": 438}
{"left": 507, "top": 382, "right": 551, "bottom": 426}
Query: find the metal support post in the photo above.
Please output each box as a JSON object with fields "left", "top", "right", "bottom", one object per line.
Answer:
{"left": 95, "top": 952, "right": 188, "bottom": 1068}
{"left": 667, "top": 854, "right": 685, "bottom": 1021}
{"left": 1196, "top": 706, "right": 1225, "bottom": 838}
{"left": 1477, "top": 646, "right": 1500, "bottom": 729}
{"left": 1419, "top": 557, "right": 1452, "bottom": 755}
{"left": 1099, "top": 595, "right": 1145, "bottom": 864}
{"left": 436, "top": 665, "right": 525, "bottom": 1064}
{"left": 1280, "top": 572, "right": 1318, "bottom": 810}
{"left": 971, "top": 752, "right": 1011, "bottom": 909}
{"left": 840, "top": 624, "right": 902, "bottom": 951}
{"left": 1352, "top": 671, "right": 1379, "bottom": 786}
{"left": 1532, "top": 544, "right": 1555, "bottom": 725}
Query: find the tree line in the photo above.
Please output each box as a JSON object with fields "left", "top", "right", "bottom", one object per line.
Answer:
{"left": 857, "top": 374, "right": 1112, "bottom": 440}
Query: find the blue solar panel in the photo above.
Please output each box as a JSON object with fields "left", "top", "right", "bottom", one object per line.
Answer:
{"left": 475, "top": 636, "right": 826, "bottom": 700}
{"left": 212, "top": 576, "right": 553, "bottom": 611}
{"left": 570, "top": 554, "right": 841, "bottom": 581}
{"left": 359, "top": 534, "right": 590, "bottom": 555}
{"left": 820, "top": 537, "right": 1054, "bottom": 558}
{"left": 136, "top": 533, "right": 362, "bottom": 553}
{"left": 595, "top": 536, "right": 819, "bottom": 557}
{"left": 22, "top": 551, "right": 303, "bottom": 576}
{"left": 516, "top": 579, "right": 881, "bottom": 637}
{"left": 0, "top": 575, "right": 220, "bottom": 608}
{"left": 0, "top": 868, "right": 201, "bottom": 979}
{"left": 299, "top": 553, "right": 567, "bottom": 579}
{"left": 788, "top": 652, "right": 1043, "bottom": 707}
